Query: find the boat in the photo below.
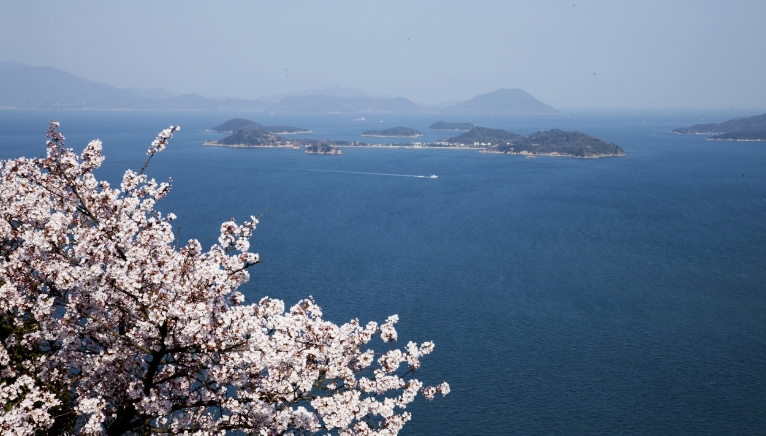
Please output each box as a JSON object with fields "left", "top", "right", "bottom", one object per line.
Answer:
{"left": 525, "top": 155, "right": 536, "bottom": 159}
{"left": 428, "top": 174, "right": 438, "bottom": 179}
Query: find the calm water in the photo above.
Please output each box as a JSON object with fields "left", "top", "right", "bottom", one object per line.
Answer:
{"left": 1, "top": 110, "right": 765, "bottom": 435}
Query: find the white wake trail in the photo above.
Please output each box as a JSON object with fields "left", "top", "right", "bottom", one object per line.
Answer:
{"left": 277, "top": 168, "right": 437, "bottom": 178}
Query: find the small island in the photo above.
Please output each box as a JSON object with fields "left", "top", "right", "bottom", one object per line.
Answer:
{"left": 361, "top": 127, "right": 422, "bottom": 138}
{"left": 672, "top": 113, "right": 766, "bottom": 141}
{"left": 430, "top": 121, "right": 476, "bottom": 131}
{"left": 206, "top": 127, "right": 356, "bottom": 152}
{"left": 210, "top": 118, "right": 310, "bottom": 134}
{"left": 435, "top": 127, "right": 624, "bottom": 158}
{"left": 209, "top": 126, "right": 282, "bottom": 147}
{"left": 205, "top": 120, "right": 316, "bottom": 148}
{"left": 305, "top": 143, "right": 342, "bottom": 155}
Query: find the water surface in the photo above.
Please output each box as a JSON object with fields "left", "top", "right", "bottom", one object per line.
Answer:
{"left": 1, "top": 110, "right": 765, "bottom": 435}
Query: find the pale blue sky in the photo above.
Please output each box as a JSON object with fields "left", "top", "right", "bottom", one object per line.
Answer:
{"left": 1, "top": 0, "right": 764, "bottom": 109}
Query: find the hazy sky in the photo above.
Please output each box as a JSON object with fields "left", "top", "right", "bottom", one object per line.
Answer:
{"left": 1, "top": 0, "right": 764, "bottom": 109}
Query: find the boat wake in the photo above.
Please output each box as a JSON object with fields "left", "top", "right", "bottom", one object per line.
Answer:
{"left": 278, "top": 168, "right": 437, "bottom": 178}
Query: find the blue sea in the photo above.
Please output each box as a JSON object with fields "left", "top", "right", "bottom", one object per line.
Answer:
{"left": 1, "top": 109, "right": 765, "bottom": 435}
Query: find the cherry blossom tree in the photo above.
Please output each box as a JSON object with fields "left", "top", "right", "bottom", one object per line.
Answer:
{"left": 0, "top": 122, "right": 448, "bottom": 435}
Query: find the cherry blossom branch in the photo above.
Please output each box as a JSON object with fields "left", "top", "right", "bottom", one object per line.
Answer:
{"left": 140, "top": 126, "right": 179, "bottom": 175}
{"left": 0, "top": 122, "right": 447, "bottom": 435}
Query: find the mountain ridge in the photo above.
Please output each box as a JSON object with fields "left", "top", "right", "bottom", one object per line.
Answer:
{"left": 0, "top": 63, "right": 559, "bottom": 114}
{"left": 0, "top": 65, "right": 269, "bottom": 111}
{"left": 443, "top": 88, "right": 559, "bottom": 114}
{"left": 258, "top": 86, "right": 392, "bottom": 103}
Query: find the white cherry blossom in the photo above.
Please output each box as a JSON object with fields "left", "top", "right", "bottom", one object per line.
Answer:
{"left": 0, "top": 121, "right": 447, "bottom": 435}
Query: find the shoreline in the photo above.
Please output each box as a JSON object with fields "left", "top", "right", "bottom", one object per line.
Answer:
{"left": 203, "top": 141, "right": 624, "bottom": 157}
{"left": 204, "top": 141, "right": 480, "bottom": 150}
{"left": 204, "top": 141, "right": 296, "bottom": 148}
{"left": 480, "top": 149, "right": 626, "bottom": 159}
{"left": 671, "top": 131, "right": 723, "bottom": 135}
{"left": 673, "top": 131, "right": 766, "bottom": 142}
{"left": 206, "top": 129, "right": 312, "bottom": 134}
{"left": 707, "top": 138, "right": 766, "bottom": 142}
{"left": 360, "top": 135, "right": 423, "bottom": 138}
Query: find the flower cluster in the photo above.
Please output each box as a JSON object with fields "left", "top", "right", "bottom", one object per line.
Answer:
{"left": 149, "top": 125, "right": 179, "bottom": 155}
{"left": 0, "top": 122, "right": 447, "bottom": 435}
{"left": 140, "top": 125, "right": 179, "bottom": 175}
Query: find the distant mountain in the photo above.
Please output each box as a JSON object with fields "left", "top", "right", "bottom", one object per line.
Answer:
{"left": 430, "top": 121, "right": 475, "bottom": 131}
{"left": 258, "top": 86, "right": 391, "bottom": 103}
{"left": 442, "top": 89, "right": 559, "bottom": 114}
{"left": 417, "top": 100, "right": 461, "bottom": 108}
{"left": 0, "top": 61, "right": 31, "bottom": 70}
{"left": 0, "top": 65, "right": 268, "bottom": 111}
{"left": 0, "top": 62, "right": 560, "bottom": 115}
{"left": 672, "top": 113, "right": 766, "bottom": 141}
{"left": 126, "top": 87, "right": 175, "bottom": 99}
{"left": 264, "top": 89, "right": 558, "bottom": 114}
{"left": 0, "top": 65, "right": 146, "bottom": 109}
{"left": 361, "top": 127, "right": 422, "bottom": 138}
{"left": 268, "top": 95, "right": 424, "bottom": 113}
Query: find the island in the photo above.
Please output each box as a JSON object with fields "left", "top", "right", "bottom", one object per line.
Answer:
{"left": 210, "top": 118, "right": 310, "bottom": 134}
{"left": 430, "top": 121, "right": 476, "bottom": 131}
{"left": 205, "top": 127, "right": 357, "bottom": 151}
{"left": 305, "top": 143, "right": 342, "bottom": 155}
{"left": 672, "top": 113, "right": 766, "bottom": 141}
{"left": 210, "top": 126, "right": 282, "bottom": 147}
{"left": 361, "top": 127, "right": 422, "bottom": 138}
{"left": 205, "top": 124, "right": 625, "bottom": 158}
{"left": 465, "top": 129, "right": 625, "bottom": 158}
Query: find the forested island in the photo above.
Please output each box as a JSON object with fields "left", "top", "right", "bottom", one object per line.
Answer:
{"left": 205, "top": 119, "right": 317, "bottom": 147}
{"left": 205, "top": 122, "right": 624, "bottom": 158}
{"left": 430, "top": 121, "right": 476, "bottom": 131}
{"left": 361, "top": 127, "right": 422, "bottom": 138}
{"left": 672, "top": 113, "right": 766, "bottom": 141}
{"left": 211, "top": 126, "right": 281, "bottom": 146}
{"left": 210, "top": 118, "right": 310, "bottom": 134}
{"left": 205, "top": 124, "right": 358, "bottom": 151}
{"left": 466, "top": 129, "right": 626, "bottom": 158}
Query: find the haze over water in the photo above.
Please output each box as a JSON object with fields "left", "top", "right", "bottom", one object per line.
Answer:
{"left": 2, "top": 2, "right": 765, "bottom": 109}
{"left": 2, "top": 110, "right": 765, "bottom": 434}
{"left": 3, "top": 0, "right": 766, "bottom": 433}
